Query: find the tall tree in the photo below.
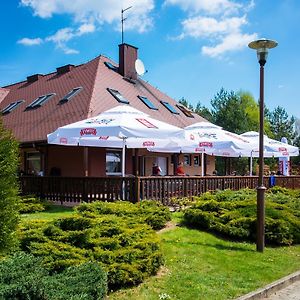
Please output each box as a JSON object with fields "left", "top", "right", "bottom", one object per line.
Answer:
{"left": 268, "top": 106, "right": 296, "bottom": 143}
{"left": 211, "top": 88, "right": 259, "bottom": 133}
{"left": 0, "top": 118, "right": 20, "bottom": 254}
{"left": 194, "top": 101, "right": 213, "bottom": 122}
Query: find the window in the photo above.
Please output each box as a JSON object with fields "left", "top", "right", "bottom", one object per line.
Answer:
{"left": 59, "top": 87, "right": 82, "bottom": 104}
{"left": 1, "top": 100, "right": 24, "bottom": 114}
{"left": 27, "top": 93, "right": 55, "bottom": 109}
{"left": 176, "top": 104, "right": 194, "bottom": 118}
{"left": 184, "top": 154, "right": 191, "bottom": 166}
{"left": 106, "top": 150, "right": 122, "bottom": 175}
{"left": 160, "top": 101, "right": 179, "bottom": 114}
{"left": 107, "top": 88, "right": 129, "bottom": 104}
{"left": 194, "top": 155, "right": 200, "bottom": 166}
{"left": 104, "top": 61, "right": 118, "bottom": 71}
{"left": 138, "top": 95, "right": 158, "bottom": 110}
{"left": 25, "top": 152, "right": 41, "bottom": 175}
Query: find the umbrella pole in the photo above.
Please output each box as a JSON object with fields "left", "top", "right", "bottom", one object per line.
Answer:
{"left": 122, "top": 138, "right": 126, "bottom": 200}
{"left": 201, "top": 152, "right": 204, "bottom": 177}
{"left": 250, "top": 151, "right": 253, "bottom": 176}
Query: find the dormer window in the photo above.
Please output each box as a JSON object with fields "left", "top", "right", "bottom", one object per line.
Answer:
{"left": 104, "top": 62, "right": 118, "bottom": 72}
{"left": 107, "top": 88, "right": 129, "bottom": 104}
{"left": 59, "top": 87, "right": 82, "bottom": 104}
{"left": 27, "top": 93, "right": 55, "bottom": 109}
{"left": 1, "top": 100, "right": 24, "bottom": 114}
{"left": 176, "top": 104, "right": 194, "bottom": 118}
{"left": 138, "top": 96, "right": 158, "bottom": 110}
{"left": 160, "top": 101, "right": 179, "bottom": 114}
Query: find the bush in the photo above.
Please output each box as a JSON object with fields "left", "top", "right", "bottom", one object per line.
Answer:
{"left": 0, "top": 252, "right": 48, "bottom": 299}
{"left": 0, "top": 252, "right": 107, "bottom": 300}
{"left": 18, "top": 201, "right": 167, "bottom": 290}
{"left": 183, "top": 188, "right": 300, "bottom": 245}
{"left": 19, "top": 195, "right": 47, "bottom": 214}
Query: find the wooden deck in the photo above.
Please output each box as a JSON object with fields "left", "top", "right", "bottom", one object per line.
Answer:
{"left": 20, "top": 175, "right": 300, "bottom": 204}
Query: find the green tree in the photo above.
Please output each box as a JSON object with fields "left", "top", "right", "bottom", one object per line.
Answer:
{"left": 0, "top": 118, "right": 20, "bottom": 253}
{"left": 267, "top": 106, "right": 296, "bottom": 143}
{"left": 194, "top": 101, "right": 213, "bottom": 122}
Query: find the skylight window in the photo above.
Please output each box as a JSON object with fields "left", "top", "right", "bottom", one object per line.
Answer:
{"left": 138, "top": 95, "right": 158, "bottom": 110}
{"left": 176, "top": 104, "right": 194, "bottom": 118}
{"left": 104, "top": 61, "right": 118, "bottom": 71}
{"left": 27, "top": 93, "right": 55, "bottom": 109}
{"left": 107, "top": 88, "right": 129, "bottom": 104}
{"left": 59, "top": 87, "right": 82, "bottom": 104}
{"left": 1, "top": 100, "right": 24, "bottom": 114}
{"left": 160, "top": 101, "right": 179, "bottom": 114}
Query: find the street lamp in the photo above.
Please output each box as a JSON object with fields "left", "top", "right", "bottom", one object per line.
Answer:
{"left": 248, "top": 38, "right": 278, "bottom": 252}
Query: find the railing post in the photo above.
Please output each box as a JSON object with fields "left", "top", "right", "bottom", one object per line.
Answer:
{"left": 134, "top": 176, "right": 141, "bottom": 203}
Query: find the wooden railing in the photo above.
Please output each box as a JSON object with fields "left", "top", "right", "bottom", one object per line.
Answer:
{"left": 20, "top": 175, "right": 300, "bottom": 204}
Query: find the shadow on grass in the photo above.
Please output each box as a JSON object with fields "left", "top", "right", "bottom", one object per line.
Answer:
{"left": 43, "top": 204, "right": 74, "bottom": 214}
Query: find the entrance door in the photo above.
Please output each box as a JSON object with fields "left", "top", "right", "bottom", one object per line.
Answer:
{"left": 156, "top": 157, "right": 167, "bottom": 176}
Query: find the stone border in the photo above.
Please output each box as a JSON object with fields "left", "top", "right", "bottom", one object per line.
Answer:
{"left": 236, "top": 270, "right": 300, "bottom": 300}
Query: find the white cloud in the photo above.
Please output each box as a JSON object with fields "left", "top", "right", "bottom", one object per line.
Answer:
{"left": 166, "top": 0, "right": 256, "bottom": 58}
{"left": 181, "top": 16, "right": 247, "bottom": 39}
{"left": 17, "top": 37, "right": 43, "bottom": 46}
{"left": 164, "top": 0, "right": 241, "bottom": 15}
{"left": 45, "top": 24, "right": 95, "bottom": 54}
{"left": 20, "top": 0, "right": 154, "bottom": 31}
{"left": 202, "top": 32, "right": 257, "bottom": 57}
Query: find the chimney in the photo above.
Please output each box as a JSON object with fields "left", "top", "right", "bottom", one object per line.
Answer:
{"left": 119, "top": 43, "right": 138, "bottom": 80}
{"left": 27, "top": 74, "right": 43, "bottom": 83}
{"left": 56, "top": 64, "right": 75, "bottom": 75}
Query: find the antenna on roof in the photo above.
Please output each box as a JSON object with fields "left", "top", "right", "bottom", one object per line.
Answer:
{"left": 121, "top": 6, "right": 132, "bottom": 44}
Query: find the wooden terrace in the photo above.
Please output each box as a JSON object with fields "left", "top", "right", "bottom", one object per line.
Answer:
{"left": 20, "top": 175, "right": 300, "bottom": 205}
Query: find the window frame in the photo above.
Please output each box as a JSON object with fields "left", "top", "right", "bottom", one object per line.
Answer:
{"left": 160, "top": 101, "right": 179, "bottom": 114}
{"left": 106, "top": 150, "right": 122, "bottom": 176}
{"left": 107, "top": 88, "right": 129, "bottom": 104}
{"left": 59, "top": 87, "right": 82, "bottom": 104}
{"left": 1, "top": 100, "right": 24, "bottom": 114}
{"left": 176, "top": 104, "right": 194, "bottom": 118}
{"left": 27, "top": 93, "right": 56, "bottom": 109}
{"left": 137, "top": 95, "right": 158, "bottom": 110}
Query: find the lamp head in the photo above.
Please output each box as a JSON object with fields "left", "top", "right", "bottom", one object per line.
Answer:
{"left": 248, "top": 38, "right": 278, "bottom": 66}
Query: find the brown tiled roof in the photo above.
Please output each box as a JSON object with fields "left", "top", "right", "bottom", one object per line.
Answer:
{"left": 0, "top": 54, "right": 207, "bottom": 143}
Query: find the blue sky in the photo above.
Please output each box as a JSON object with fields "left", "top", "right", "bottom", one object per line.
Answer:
{"left": 1, "top": 0, "right": 300, "bottom": 118}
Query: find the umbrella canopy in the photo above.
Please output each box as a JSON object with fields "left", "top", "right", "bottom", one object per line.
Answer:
{"left": 240, "top": 131, "right": 299, "bottom": 157}
{"left": 47, "top": 105, "right": 183, "bottom": 176}
{"left": 48, "top": 105, "right": 182, "bottom": 145}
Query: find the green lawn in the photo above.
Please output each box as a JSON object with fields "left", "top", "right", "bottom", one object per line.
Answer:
{"left": 108, "top": 214, "right": 300, "bottom": 300}
{"left": 21, "top": 205, "right": 74, "bottom": 221}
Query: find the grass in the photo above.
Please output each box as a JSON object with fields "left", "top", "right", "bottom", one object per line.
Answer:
{"left": 21, "top": 205, "right": 74, "bottom": 221}
{"left": 108, "top": 213, "right": 300, "bottom": 300}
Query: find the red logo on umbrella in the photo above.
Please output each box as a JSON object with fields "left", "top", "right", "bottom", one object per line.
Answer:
{"left": 60, "top": 138, "right": 68, "bottom": 144}
{"left": 99, "top": 136, "right": 109, "bottom": 140}
{"left": 279, "top": 147, "right": 287, "bottom": 152}
{"left": 190, "top": 134, "right": 195, "bottom": 140}
{"left": 80, "top": 128, "right": 97, "bottom": 136}
{"left": 199, "top": 142, "right": 213, "bottom": 147}
{"left": 142, "top": 141, "right": 155, "bottom": 147}
{"left": 136, "top": 118, "right": 158, "bottom": 128}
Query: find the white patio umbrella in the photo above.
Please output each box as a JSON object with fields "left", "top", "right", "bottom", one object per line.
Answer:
{"left": 47, "top": 105, "right": 183, "bottom": 177}
{"left": 149, "top": 122, "right": 254, "bottom": 176}
{"left": 240, "top": 131, "right": 299, "bottom": 175}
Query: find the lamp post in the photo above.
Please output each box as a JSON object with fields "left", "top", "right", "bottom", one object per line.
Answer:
{"left": 248, "top": 38, "right": 278, "bottom": 252}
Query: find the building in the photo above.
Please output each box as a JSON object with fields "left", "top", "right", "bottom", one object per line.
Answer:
{"left": 0, "top": 44, "right": 215, "bottom": 177}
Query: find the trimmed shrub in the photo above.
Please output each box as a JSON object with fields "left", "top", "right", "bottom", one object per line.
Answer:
{"left": 18, "top": 201, "right": 167, "bottom": 290}
{"left": 183, "top": 188, "right": 300, "bottom": 245}
{"left": 18, "top": 195, "right": 47, "bottom": 214}
{"left": 0, "top": 252, "right": 48, "bottom": 299}
{"left": 0, "top": 252, "right": 107, "bottom": 300}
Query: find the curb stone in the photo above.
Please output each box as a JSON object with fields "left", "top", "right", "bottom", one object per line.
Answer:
{"left": 236, "top": 270, "right": 300, "bottom": 300}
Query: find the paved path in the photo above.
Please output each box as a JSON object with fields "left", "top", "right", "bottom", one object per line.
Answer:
{"left": 263, "top": 280, "right": 300, "bottom": 300}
